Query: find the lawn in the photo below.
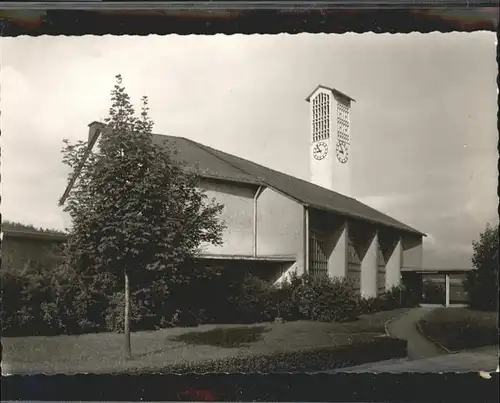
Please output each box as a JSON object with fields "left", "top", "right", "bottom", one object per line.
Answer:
{"left": 418, "top": 307, "right": 498, "bottom": 352}
{"left": 2, "top": 308, "right": 410, "bottom": 374}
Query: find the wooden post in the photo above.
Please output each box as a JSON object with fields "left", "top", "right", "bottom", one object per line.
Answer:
{"left": 124, "top": 270, "right": 132, "bottom": 359}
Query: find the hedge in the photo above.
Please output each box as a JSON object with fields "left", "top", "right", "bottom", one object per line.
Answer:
{"left": 418, "top": 307, "right": 498, "bottom": 352}
{"left": 2, "top": 259, "right": 413, "bottom": 336}
{"left": 124, "top": 336, "right": 408, "bottom": 373}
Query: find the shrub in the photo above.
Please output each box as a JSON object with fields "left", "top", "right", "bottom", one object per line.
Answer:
{"left": 358, "top": 296, "right": 382, "bottom": 315}
{"left": 1, "top": 258, "right": 256, "bottom": 335}
{"left": 290, "top": 273, "right": 360, "bottom": 322}
{"left": 103, "top": 291, "right": 148, "bottom": 332}
{"left": 159, "top": 336, "right": 407, "bottom": 373}
{"left": 1, "top": 256, "right": 417, "bottom": 337}
{"left": 271, "top": 284, "right": 301, "bottom": 321}
{"left": 383, "top": 285, "right": 407, "bottom": 308}
{"left": 1, "top": 262, "right": 98, "bottom": 336}
{"left": 1, "top": 268, "right": 34, "bottom": 335}
{"left": 227, "top": 274, "right": 275, "bottom": 324}
{"left": 358, "top": 285, "right": 412, "bottom": 315}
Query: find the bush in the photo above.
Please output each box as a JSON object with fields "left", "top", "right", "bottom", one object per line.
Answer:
{"left": 358, "top": 285, "right": 412, "bottom": 315}
{"left": 157, "top": 336, "right": 408, "bottom": 373}
{"left": 227, "top": 274, "right": 275, "bottom": 324}
{"left": 209, "top": 271, "right": 362, "bottom": 325}
{"left": 1, "top": 259, "right": 253, "bottom": 336}
{"left": 383, "top": 285, "right": 407, "bottom": 308}
{"left": 358, "top": 296, "right": 382, "bottom": 314}
{"left": 272, "top": 282, "right": 301, "bottom": 321}
{"left": 1, "top": 262, "right": 97, "bottom": 336}
{"left": 1, "top": 256, "right": 416, "bottom": 337}
{"left": 103, "top": 291, "right": 149, "bottom": 332}
{"left": 290, "top": 273, "right": 360, "bottom": 322}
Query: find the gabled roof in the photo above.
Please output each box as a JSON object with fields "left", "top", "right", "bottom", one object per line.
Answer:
{"left": 2, "top": 229, "right": 68, "bottom": 242}
{"left": 305, "top": 85, "right": 356, "bottom": 103}
{"left": 151, "top": 135, "right": 262, "bottom": 186}
{"left": 152, "top": 133, "right": 425, "bottom": 236}
{"left": 59, "top": 123, "right": 425, "bottom": 237}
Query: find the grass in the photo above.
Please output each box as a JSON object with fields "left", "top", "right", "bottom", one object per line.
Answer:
{"left": 418, "top": 307, "right": 498, "bottom": 352}
{"left": 2, "top": 308, "right": 410, "bottom": 374}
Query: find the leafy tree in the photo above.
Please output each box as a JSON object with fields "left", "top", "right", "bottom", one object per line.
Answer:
{"left": 61, "top": 75, "right": 225, "bottom": 358}
{"left": 464, "top": 223, "right": 499, "bottom": 311}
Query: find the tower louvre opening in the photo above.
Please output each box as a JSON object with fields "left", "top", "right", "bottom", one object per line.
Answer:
{"left": 312, "top": 92, "right": 330, "bottom": 142}
{"left": 337, "top": 101, "right": 350, "bottom": 145}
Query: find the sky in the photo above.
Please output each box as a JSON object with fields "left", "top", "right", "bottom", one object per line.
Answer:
{"left": 1, "top": 33, "right": 497, "bottom": 269}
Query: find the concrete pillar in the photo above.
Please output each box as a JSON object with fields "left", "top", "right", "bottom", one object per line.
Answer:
{"left": 304, "top": 206, "right": 310, "bottom": 275}
{"left": 328, "top": 223, "right": 348, "bottom": 279}
{"left": 252, "top": 186, "right": 264, "bottom": 257}
{"left": 360, "top": 231, "right": 378, "bottom": 298}
{"left": 386, "top": 238, "right": 402, "bottom": 290}
{"left": 445, "top": 273, "right": 450, "bottom": 307}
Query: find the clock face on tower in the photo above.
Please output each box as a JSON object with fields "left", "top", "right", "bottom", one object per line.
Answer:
{"left": 312, "top": 142, "right": 328, "bottom": 160}
{"left": 336, "top": 141, "right": 348, "bottom": 164}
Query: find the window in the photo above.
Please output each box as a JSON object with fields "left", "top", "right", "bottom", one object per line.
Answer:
{"left": 337, "top": 101, "right": 350, "bottom": 144}
{"left": 309, "top": 230, "right": 328, "bottom": 277}
{"left": 312, "top": 92, "right": 330, "bottom": 142}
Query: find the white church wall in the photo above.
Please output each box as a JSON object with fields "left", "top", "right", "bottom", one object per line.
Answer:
{"left": 360, "top": 231, "right": 378, "bottom": 298}
{"left": 327, "top": 223, "right": 348, "bottom": 279}
{"left": 385, "top": 238, "right": 402, "bottom": 289}
{"left": 197, "top": 178, "right": 257, "bottom": 256}
{"left": 402, "top": 234, "right": 423, "bottom": 270}
{"left": 256, "top": 187, "right": 304, "bottom": 258}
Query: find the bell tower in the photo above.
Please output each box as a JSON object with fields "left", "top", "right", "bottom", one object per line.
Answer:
{"left": 306, "top": 85, "right": 355, "bottom": 197}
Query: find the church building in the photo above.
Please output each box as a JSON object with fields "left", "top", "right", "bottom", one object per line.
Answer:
{"left": 60, "top": 85, "right": 425, "bottom": 298}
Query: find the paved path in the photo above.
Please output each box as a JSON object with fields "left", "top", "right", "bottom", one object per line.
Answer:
{"left": 324, "top": 307, "right": 499, "bottom": 373}
{"left": 330, "top": 345, "right": 498, "bottom": 373}
{"left": 387, "top": 306, "right": 444, "bottom": 360}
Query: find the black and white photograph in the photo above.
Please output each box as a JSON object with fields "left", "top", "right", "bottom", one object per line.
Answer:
{"left": 1, "top": 32, "right": 498, "bottom": 376}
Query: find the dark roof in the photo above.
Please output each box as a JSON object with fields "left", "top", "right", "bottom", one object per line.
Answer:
{"left": 58, "top": 122, "right": 424, "bottom": 236}
{"left": 402, "top": 267, "right": 474, "bottom": 274}
{"left": 152, "top": 133, "right": 425, "bottom": 236}
{"left": 2, "top": 229, "right": 68, "bottom": 242}
{"left": 305, "top": 85, "right": 356, "bottom": 103}
{"left": 151, "top": 136, "right": 261, "bottom": 186}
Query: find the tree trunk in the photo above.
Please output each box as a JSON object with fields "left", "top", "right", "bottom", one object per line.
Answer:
{"left": 124, "top": 269, "right": 132, "bottom": 359}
